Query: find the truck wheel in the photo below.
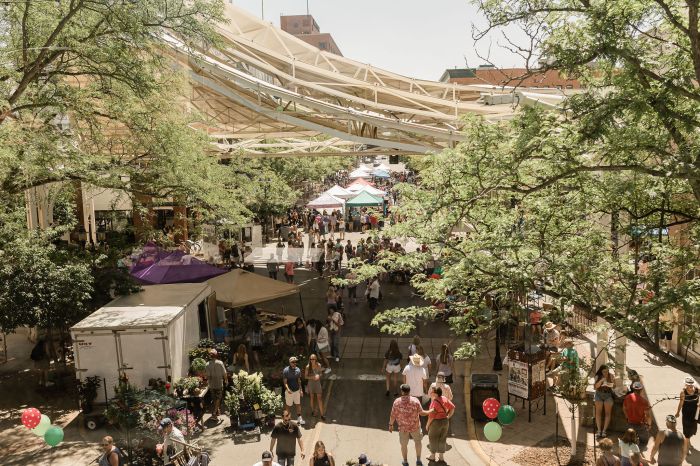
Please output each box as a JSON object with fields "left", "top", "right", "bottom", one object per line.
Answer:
{"left": 85, "top": 419, "right": 98, "bottom": 430}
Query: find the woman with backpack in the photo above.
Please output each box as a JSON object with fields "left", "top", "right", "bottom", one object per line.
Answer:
{"left": 382, "top": 340, "right": 403, "bottom": 397}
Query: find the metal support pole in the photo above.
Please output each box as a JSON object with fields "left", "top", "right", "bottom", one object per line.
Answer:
{"left": 493, "top": 308, "right": 503, "bottom": 371}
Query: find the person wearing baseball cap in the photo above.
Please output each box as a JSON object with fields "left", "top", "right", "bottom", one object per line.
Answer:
{"left": 675, "top": 376, "right": 699, "bottom": 440}
{"left": 157, "top": 417, "right": 184, "bottom": 464}
{"left": 650, "top": 415, "right": 687, "bottom": 465}
{"left": 283, "top": 356, "right": 305, "bottom": 425}
{"left": 623, "top": 380, "right": 651, "bottom": 448}
{"left": 252, "top": 450, "right": 281, "bottom": 466}
{"left": 205, "top": 349, "right": 227, "bottom": 422}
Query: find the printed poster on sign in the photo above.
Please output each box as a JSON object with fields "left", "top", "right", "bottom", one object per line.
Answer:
{"left": 532, "top": 360, "right": 546, "bottom": 384}
{"left": 508, "top": 359, "right": 529, "bottom": 399}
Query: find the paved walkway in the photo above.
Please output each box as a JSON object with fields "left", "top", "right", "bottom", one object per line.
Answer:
{"left": 465, "top": 334, "right": 700, "bottom": 466}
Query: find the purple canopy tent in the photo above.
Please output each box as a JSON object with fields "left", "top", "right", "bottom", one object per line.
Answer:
{"left": 130, "top": 247, "right": 226, "bottom": 284}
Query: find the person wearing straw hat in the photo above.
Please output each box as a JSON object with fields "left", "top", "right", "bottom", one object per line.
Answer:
{"left": 403, "top": 353, "right": 428, "bottom": 400}
{"left": 675, "top": 376, "right": 699, "bottom": 440}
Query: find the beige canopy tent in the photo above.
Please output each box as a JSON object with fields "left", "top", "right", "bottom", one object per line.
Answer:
{"left": 206, "top": 269, "right": 301, "bottom": 311}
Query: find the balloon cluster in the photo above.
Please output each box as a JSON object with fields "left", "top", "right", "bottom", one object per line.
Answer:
{"left": 21, "top": 408, "right": 64, "bottom": 447}
{"left": 481, "top": 398, "right": 516, "bottom": 442}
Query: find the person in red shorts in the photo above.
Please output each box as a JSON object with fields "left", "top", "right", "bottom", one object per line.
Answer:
{"left": 623, "top": 381, "right": 652, "bottom": 448}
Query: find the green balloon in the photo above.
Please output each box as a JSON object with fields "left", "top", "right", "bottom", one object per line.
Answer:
{"left": 483, "top": 421, "right": 502, "bottom": 442}
{"left": 31, "top": 415, "right": 51, "bottom": 436}
{"left": 497, "top": 405, "right": 516, "bottom": 425}
{"left": 44, "top": 426, "right": 64, "bottom": 447}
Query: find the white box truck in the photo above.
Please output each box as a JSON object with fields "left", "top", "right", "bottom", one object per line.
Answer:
{"left": 71, "top": 283, "right": 215, "bottom": 403}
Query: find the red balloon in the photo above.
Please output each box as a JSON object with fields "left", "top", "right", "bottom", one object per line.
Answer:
{"left": 21, "top": 408, "right": 42, "bottom": 429}
{"left": 482, "top": 398, "right": 501, "bottom": 419}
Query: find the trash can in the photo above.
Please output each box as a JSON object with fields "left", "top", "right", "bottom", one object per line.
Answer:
{"left": 470, "top": 373, "right": 500, "bottom": 422}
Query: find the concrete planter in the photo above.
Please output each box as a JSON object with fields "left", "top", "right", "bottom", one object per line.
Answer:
{"left": 453, "top": 359, "right": 472, "bottom": 378}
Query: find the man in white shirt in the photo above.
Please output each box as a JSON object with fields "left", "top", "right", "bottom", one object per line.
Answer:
{"left": 159, "top": 417, "right": 185, "bottom": 464}
{"left": 252, "top": 450, "right": 282, "bottom": 466}
{"left": 403, "top": 354, "right": 428, "bottom": 399}
{"left": 368, "top": 277, "right": 381, "bottom": 312}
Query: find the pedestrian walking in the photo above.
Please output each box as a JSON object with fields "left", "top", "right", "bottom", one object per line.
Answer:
{"left": 270, "top": 410, "right": 305, "bottom": 466}
{"left": 618, "top": 429, "right": 641, "bottom": 466}
{"left": 98, "top": 436, "right": 125, "bottom": 466}
{"left": 383, "top": 339, "right": 403, "bottom": 397}
{"left": 309, "top": 440, "right": 335, "bottom": 466}
{"left": 253, "top": 450, "right": 280, "bottom": 466}
{"left": 267, "top": 254, "right": 279, "bottom": 280}
{"left": 304, "top": 355, "right": 325, "bottom": 420}
{"left": 425, "top": 386, "right": 455, "bottom": 463}
{"left": 205, "top": 349, "right": 227, "bottom": 421}
{"left": 596, "top": 438, "right": 621, "bottom": 466}
{"left": 415, "top": 345, "right": 431, "bottom": 391}
{"left": 346, "top": 270, "right": 358, "bottom": 305}
{"left": 315, "top": 321, "right": 332, "bottom": 373}
{"left": 367, "top": 277, "right": 380, "bottom": 312}
{"left": 594, "top": 364, "right": 616, "bottom": 438}
{"left": 338, "top": 218, "right": 345, "bottom": 240}
{"left": 429, "top": 372, "right": 453, "bottom": 401}
{"left": 306, "top": 319, "right": 317, "bottom": 356}
{"left": 389, "top": 384, "right": 430, "bottom": 466}
{"left": 328, "top": 306, "right": 344, "bottom": 362}
{"left": 283, "top": 357, "right": 305, "bottom": 425}
{"left": 233, "top": 343, "right": 250, "bottom": 374}
{"left": 623, "top": 381, "right": 651, "bottom": 448}
{"left": 674, "top": 377, "right": 699, "bottom": 440}
{"left": 435, "top": 344, "right": 454, "bottom": 385}
{"left": 248, "top": 320, "right": 264, "bottom": 370}
{"left": 293, "top": 318, "right": 308, "bottom": 353}
{"left": 284, "top": 261, "right": 295, "bottom": 284}
{"left": 403, "top": 353, "right": 428, "bottom": 400}
{"left": 649, "top": 415, "right": 687, "bottom": 466}
{"left": 407, "top": 336, "right": 421, "bottom": 360}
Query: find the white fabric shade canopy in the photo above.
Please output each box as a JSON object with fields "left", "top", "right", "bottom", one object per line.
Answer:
{"left": 207, "top": 269, "right": 299, "bottom": 308}
{"left": 306, "top": 192, "right": 345, "bottom": 210}
{"left": 349, "top": 168, "right": 372, "bottom": 179}
{"left": 325, "top": 184, "right": 354, "bottom": 199}
{"left": 354, "top": 185, "right": 387, "bottom": 196}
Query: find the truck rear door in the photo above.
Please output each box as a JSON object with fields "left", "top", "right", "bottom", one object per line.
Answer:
{"left": 73, "top": 332, "right": 121, "bottom": 403}
{"left": 115, "top": 330, "right": 170, "bottom": 389}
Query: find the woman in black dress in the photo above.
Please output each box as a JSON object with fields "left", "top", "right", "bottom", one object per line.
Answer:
{"left": 309, "top": 440, "right": 335, "bottom": 466}
{"left": 675, "top": 376, "right": 699, "bottom": 440}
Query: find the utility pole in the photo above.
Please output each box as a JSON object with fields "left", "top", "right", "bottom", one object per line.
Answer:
{"left": 306, "top": 0, "right": 309, "bottom": 15}
{"left": 261, "top": 0, "right": 264, "bottom": 20}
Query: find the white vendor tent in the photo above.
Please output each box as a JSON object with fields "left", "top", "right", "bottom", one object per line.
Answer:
{"left": 325, "top": 184, "right": 353, "bottom": 199}
{"left": 206, "top": 269, "right": 300, "bottom": 308}
{"left": 349, "top": 167, "right": 372, "bottom": 179}
{"left": 306, "top": 192, "right": 345, "bottom": 210}
{"left": 356, "top": 185, "right": 387, "bottom": 196}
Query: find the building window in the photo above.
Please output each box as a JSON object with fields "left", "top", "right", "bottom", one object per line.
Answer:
{"left": 318, "top": 42, "right": 327, "bottom": 50}
{"left": 293, "top": 22, "right": 299, "bottom": 29}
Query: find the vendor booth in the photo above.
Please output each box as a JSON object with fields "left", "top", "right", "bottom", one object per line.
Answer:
{"left": 353, "top": 185, "right": 387, "bottom": 197}
{"left": 325, "top": 184, "right": 354, "bottom": 199}
{"left": 345, "top": 191, "right": 384, "bottom": 208}
{"left": 346, "top": 178, "right": 373, "bottom": 190}
{"left": 348, "top": 168, "right": 372, "bottom": 179}
{"left": 71, "top": 283, "right": 215, "bottom": 402}
{"left": 372, "top": 168, "right": 390, "bottom": 178}
{"left": 130, "top": 244, "right": 227, "bottom": 284}
{"left": 306, "top": 192, "right": 345, "bottom": 212}
{"left": 206, "top": 269, "right": 303, "bottom": 332}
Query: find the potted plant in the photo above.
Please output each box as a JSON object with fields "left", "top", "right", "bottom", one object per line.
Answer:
{"left": 78, "top": 376, "right": 102, "bottom": 413}
{"left": 225, "top": 371, "right": 282, "bottom": 426}
{"left": 173, "top": 376, "right": 202, "bottom": 397}
{"left": 191, "top": 358, "right": 207, "bottom": 375}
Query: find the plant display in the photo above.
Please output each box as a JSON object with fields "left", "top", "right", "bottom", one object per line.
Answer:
{"left": 173, "top": 376, "right": 202, "bottom": 396}
{"left": 77, "top": 376, "right": 102, "bottom": 412}
{"left": 188, "top": 338, "right": 230, "bottom": 362}
{"left": 190, "top": 358, "right": 207, "bottom": 373}
{"left": 224, "top": 371, "right": 282, "bottom": 419}
{"left": 104, "top": 381, "right": 177, "bottom": 431}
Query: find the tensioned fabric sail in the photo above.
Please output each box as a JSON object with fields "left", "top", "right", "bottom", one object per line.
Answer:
{"left": 207, "top": 269, "right": 299, "bottom": 308}
{"left": 306, "top": 192, "right": 345, "bottom": 209}
{"left": 345, "top": 191, "right": 384, "bottom": 207}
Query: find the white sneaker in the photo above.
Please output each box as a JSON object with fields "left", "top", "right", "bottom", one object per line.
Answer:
{"left": 335, "top": 357, "right": 340, "bottom": 362}
{"left": 324, "top": 368, "right": 332, "bottom": 374}
{"left": 298, "top": 416, "right": 306, "bottom": 425}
